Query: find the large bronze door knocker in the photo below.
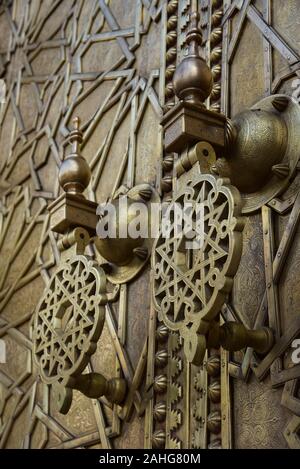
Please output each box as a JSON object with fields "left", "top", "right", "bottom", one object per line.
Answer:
{"left": 32, "top": 6, "right": 300, "bottom": 419}
{"left": 150, "top": 10, "right": 293, "bottom": 365}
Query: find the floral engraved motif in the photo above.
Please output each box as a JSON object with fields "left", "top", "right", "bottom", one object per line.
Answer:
{"left": 33, "top": 255, "right": 106, "bottom": 386}
{"left": 152, "top": 174, "right": 243, "bottom": 344}
{"left": 234, "top": 378, "right": 287, "bottom": 449}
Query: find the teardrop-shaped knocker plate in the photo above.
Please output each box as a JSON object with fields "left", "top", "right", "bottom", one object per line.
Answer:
{"left": 32, "top": 255, "right": 107, "bottom": 387}
{"left": 152, "top": 173, "right": 244, "bottom": 363}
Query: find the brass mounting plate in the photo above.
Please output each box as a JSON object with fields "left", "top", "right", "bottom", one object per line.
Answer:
{"left": 241, "top": 94, "right": 300, "bottom": 214}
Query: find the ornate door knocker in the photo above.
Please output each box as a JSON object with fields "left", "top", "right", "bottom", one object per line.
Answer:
{"left": 152, "top": 165, "right": 245, "bottom": 365}
{"left": 33, "top": 244, "right": 125, "bottom": 414}
{"left": 32, "top": 117, "right": 157, "bottom": 414}
{"left": 152, "top": 10, "right": 275, "bottom": 365}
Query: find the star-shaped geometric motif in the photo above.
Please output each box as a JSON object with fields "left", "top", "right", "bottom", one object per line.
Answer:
{"left": 152, "top": 174, "right": 243, "bottom": 338}
{"left": 33, "top": 255, "right": 106, "bottom": 386}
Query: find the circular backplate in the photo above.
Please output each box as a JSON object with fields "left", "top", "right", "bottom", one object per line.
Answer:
{"left": 95, "top": 186, "right": 160, "bottom": 285}
{"left": 241, "top": 94, "right": 300, "bottom": 213}
{"left": 33, "top": 255, "right": 106, "bottom": 386}
{"left": 152, "top": 173, "right": 244, "bottom": 342}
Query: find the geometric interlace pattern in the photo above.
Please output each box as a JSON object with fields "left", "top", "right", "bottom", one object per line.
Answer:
{"left": 33, "top": 256, "right": 106, "bottom": 386}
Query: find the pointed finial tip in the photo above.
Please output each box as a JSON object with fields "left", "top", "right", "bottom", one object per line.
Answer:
{"left": 190, "top": 11, "right": 200, "bottom": 22}
{"left": 68, "top": 116, "right": 83, "bottom": 145}
{"left": 172, "top": 10, "right": 213, "bottom": 106}
{"left": 186, "top": 11, "right": 202, "bottom": 45}
{"left": 59, "top": 114, "right": 90, "bottom": 195}
{"left": 73, "top": 116, "right": 80, "bottom": 129}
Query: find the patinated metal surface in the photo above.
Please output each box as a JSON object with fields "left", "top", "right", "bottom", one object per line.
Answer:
{"left": 152, "top": 171, "right": 244, "bottom": 363}
{"left": 0, "top": 0, "right": 166, "bottom": 449}
{"left": 221, "top": 0, "right": 300, "bottom": 449}
{"left": 1, "top": 0, "right": 300, "bottom": 450}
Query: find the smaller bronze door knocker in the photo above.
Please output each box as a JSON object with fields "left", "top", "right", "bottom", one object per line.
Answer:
{"left": 32, "top": 244, "right": 126, "bottom": 414}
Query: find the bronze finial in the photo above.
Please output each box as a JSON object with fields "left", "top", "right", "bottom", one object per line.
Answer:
{"left": 69, "top": 116, "right": 83, "bottom": 155}
{"left": 173, "top": 10, "right": 213, "bottom": 107}
{"left": 48, "top": 115, "right": 98, "bottom": 234}
{"left": 58, "top": 116, "right": 91, "bottom": 196}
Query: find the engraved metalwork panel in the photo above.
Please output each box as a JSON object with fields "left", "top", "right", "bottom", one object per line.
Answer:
{"left": 153, "top": 173, "right": 243, "bottom": 340}
{"left": 1, "top": 0, "right": 300, "bottom": 450}
{"left": 33, "top": 255, "right": 106, "bottom": 385}
{"left": 0, "top": 0, "right": 167, "bottom": 449}
{"left": 222, "top": 0, "right": 300, "bottom": 449}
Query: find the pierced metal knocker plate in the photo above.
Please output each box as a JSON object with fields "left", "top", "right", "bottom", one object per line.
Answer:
{"left": 32, "top": 253, "right": 126, "bottom": 414}
{"left": 152, "top": 173, "right": 244, "bottom": 364}
{"left": 33, "top": 255, "right": 106, "bottom": 386}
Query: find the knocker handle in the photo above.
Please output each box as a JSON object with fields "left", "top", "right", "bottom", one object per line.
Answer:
{"left": 207, "top": 321, "right": 274, "bottom": 355}
{"left": 55, "top": 373, "right": 127, "bottom": 415}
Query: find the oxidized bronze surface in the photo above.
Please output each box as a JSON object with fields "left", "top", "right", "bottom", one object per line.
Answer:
{"left": 32, "top": 251, "right": 126, "bottom": 414}
{"left": 0, "top": 0, "right": 166, "bottom": 449}
{"left": 152, "top": 171, "right": 244, "bottom": 365}
{"left": 95, "top": 183, "right": 160, "bottom": 285}
{"left": 221, "top": 0, "right": 300, "bottom": 450}
{"left": 33, "top": 255, "right": 107, "bottom": 387}
{"left": 216, "top": 95, "right": 300, "bottom": 213}
{"left": 1, "top": 0, "right": 300, "bottom": 450}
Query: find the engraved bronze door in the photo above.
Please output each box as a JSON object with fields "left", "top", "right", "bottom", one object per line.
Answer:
{"left": 0, "top": 0, "right": 166, "bottom": 449}
{"left": 1, "top": 0, "right": 300, "bottom": 450}
{"left": 149, "top": 0, "right": 300, "bottom": 450}
{"left": 215, "top": 0, "right": 300, "bottom": 449}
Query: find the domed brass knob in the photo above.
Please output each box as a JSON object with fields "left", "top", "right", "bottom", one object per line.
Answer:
{"left": 219, "top": 108, "right": 288, "bottom": 193}
{"left": 95, "top": 197, "right": 144, "bottom": 266}
{"left": 59, "top": 117, "right": 91, "bottom": 195}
